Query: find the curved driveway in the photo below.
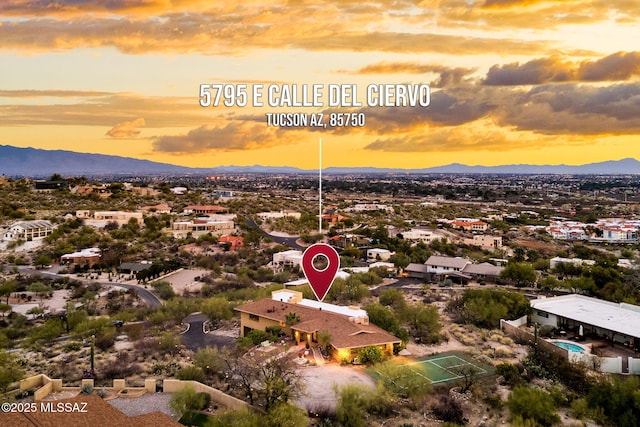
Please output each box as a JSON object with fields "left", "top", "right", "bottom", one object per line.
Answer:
{"left": 180, "top": 313, "right": 236, "bottom": 352}
{"left": 18, "top": 267, "right": 162, "bottom": 308}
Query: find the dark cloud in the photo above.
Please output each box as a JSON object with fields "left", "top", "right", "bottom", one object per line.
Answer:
{"left": 496, "top": 83, "right": 640, "bottom": 134}
{"left": 484, "top": 52, "right": 640, "bottom": 85}
{"left": 364, "top": 129, "right": 510, "bottom": 152}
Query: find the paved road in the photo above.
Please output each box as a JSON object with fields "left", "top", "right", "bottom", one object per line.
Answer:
{"left": 180, "top": 312, "right": 236, "bottom": 352}
{"left": 246, "top": 220, "right": 304, "bottom": 250}
{"left": 18, "top": 267, "right": 162, "bottom": 308}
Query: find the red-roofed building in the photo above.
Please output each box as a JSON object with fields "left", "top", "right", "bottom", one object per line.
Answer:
{"left": 0, "top": 394, "right": 181, "bottom": 427}
{"left": 219, "top": 235, "right": 244, "bottom": 251}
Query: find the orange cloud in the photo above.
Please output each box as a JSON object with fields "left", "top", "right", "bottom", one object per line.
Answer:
{"left": 0, "top": 12, "right": 554, "bottom": 56}
{"left": 151, "top": 121, "right": 296, "bottom": 153}
{"left": 341, "top": 62, "right": 476, "bottom": 87}
{"left": 0, "top": 91, "right": 205, "bottom": 127}
{"left": 106, "top": 117, "right": 145, "bottom": 138}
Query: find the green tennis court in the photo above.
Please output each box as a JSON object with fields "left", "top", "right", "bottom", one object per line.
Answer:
{"left": 409, "top": 354, "right": 488, "bottom": 384}
{"left": 367, "top": 352, "right": 492, "bottom": 385}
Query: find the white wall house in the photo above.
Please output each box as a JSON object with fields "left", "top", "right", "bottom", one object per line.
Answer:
{"left": 3, "top": 220, "right": 53, "bottom": 241}
{"left": 367, "top": 248, "right": 393, "bottom": 262}
{"left": 257, "top": 210, "right": 302, "bottom": 220}
{"left": 401, "top": 228, "right": 441, "bottom": 245}
{"left": 273, "top": 250, "right": 303, "bottom": 268}
{"left": 171, "top": 219, "right": 235, "bottom": 238}
{"left": 425, "top": 255, "right": 471, "bottom": 274}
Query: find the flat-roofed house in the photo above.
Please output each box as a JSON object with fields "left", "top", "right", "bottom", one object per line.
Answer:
{"left": 183, "top": 205, "right": 229, "bottom": 215}
{"left": 171, "top": 218, "right": 235, "bottom": 238}
{"left": 531, "top": 294, "right": 640, "bottom": 351}
{"left": 61, "top": 247, "right": 102, "bottom": 267}
{"left": 272, "top": 250, "right": 303, "bottom": 268}
{"left": 3, "top": 220, "right": 53, "bottom": 241}
{"left": 236, "top": 290, "right": 401, "bottom": 363}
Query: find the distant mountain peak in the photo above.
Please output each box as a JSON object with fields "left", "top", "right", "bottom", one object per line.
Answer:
{"left": 0, "top": 145, "right": 638, "bottom": 177}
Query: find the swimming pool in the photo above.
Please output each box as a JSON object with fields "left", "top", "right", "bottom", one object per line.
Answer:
{"left": 551, "top": 340, "right": 588, "bottom": 353}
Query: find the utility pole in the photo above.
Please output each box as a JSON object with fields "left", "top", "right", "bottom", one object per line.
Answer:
{"left": 318, "top": 137, "right": 322, "bottom": 234}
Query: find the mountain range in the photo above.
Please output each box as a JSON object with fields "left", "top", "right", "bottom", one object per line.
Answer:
{"left": 1, "top": 144, "right": 639, "bottom": 177}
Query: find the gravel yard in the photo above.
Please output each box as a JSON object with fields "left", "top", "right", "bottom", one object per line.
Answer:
{"left": 108, "top": 393, "right": 177, "bottom": 418}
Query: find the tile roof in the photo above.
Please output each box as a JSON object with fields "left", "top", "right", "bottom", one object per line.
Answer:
{"left": 0, "top": 394, "right": 181, "bottom": 427}
{"left": 235, "top": 298, "right": 401, "bottom": 350}
{"left": 425, "top": 255, "right": 471, "bottom": 269}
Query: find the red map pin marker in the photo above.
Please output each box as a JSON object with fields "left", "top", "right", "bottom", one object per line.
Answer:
{"left": 301, "top": 243, "right": 340, "bottom": 302}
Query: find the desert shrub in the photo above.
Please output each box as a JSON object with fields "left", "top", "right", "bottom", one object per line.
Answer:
{"left": 100, "top": 353, "right": 142, "bottom": 379}
{"left": 494, "top": 345, "right": 513, "bottom": 358}
{"left": 176, "top": 366, "right": 206, "bottom": 383}
{"left": 170, "top": 385, "right": 208, "bottom": 417}
{"left": 507, "top": 386, "right": 559, "bottom": 427}
{"left": 134, "top": 337, "right": 159, "bottom": 357}
{"left": 246, "top": 329, "right": 270, "bottom": 345}
{"left": 95, "top": 333, "right": 116, "bottom": 351}
{"left": 432, "top": 395, "right": 464, "bottom": 424}
{"left": 63, "top": 341, "right": 83, "bottom": 352}
{"left": 495, "top": 363, "right": 522, "bottom": 387}
{"left": 357, "top": 346, "right": 384, "bottom": 365}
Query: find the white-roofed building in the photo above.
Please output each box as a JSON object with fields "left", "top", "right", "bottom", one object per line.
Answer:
{"left": 61, "top": 247, "right": 101, "bottom": 266}
{"left": 531, "top": 295, "right": 640, "bottom": 349}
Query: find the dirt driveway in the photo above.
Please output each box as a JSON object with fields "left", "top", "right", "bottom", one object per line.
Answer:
{"left": 294, "top": 365, "right": 376, "bottom": 412}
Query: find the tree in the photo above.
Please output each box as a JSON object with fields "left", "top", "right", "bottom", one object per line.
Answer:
{"left": 404, "top": 303, "right": 442, "bottom": 344}
{"left": 284, "top": 312, "right": 300, "bottom": 326}
{"left": 507, "top": 386, "right": 560, "bottom": 427}
{"left": 317, "top": 330, "right": 332, "bottom": 354}
{"left": 26, "top": 306, "right": 44, "bottom": 319}
{"left": 450, "top": 364, "right": 480, "bottom": 393}
{"left": 201, "top": 297, "right": 233, "bottom": 326}
{"left": 262, "top": 403, "right": 309, "bottom": 427}
{"left": 0, "top": 349, "right": 24, "bottom": 393}
{"left": 169, "top": 385, "right": 209, "bottom": 421}
{"left": 587, "top": 376, "right": 640, "bottom": 427}
{"left": 151, "top": 281, "right": 176, "bottom": 300}
{"left": 221, "top": 350, "right": 304, "bottom": 410}
{"left": 193, "top": 346, "right": 226, "bottom": 379}
{"left": 335, "top": 384, "right": 369, "bottom": 427}
{"left": 455, "top": 288, "right": 531, "bottom": 328}
{"left": 259, "top": 357, "right": 304, "bottom": 411}
{"left": 34, "top": 255, "right": 53, "bottom": 268}
{"left": 500, "top": 262, "right": 537, "bottom": 287}
{"left": 0, "top": 280, "right": 17, "bottom": 304}
{"left": 512, "top": 247, "right": 526, "bottom": 262}
{"left": 27, "top": 281, "right": 53, "bottom": 300}
{"left": 0, "top": 302, "right": 12, "bottom": 318}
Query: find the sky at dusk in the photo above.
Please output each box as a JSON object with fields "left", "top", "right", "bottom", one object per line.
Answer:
{"left": 2, "top": 1, "right": 640, "bottom": 170}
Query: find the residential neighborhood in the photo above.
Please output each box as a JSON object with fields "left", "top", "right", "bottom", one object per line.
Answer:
{"left": 1, "top": 171, "right": 640, "bottom": 426}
